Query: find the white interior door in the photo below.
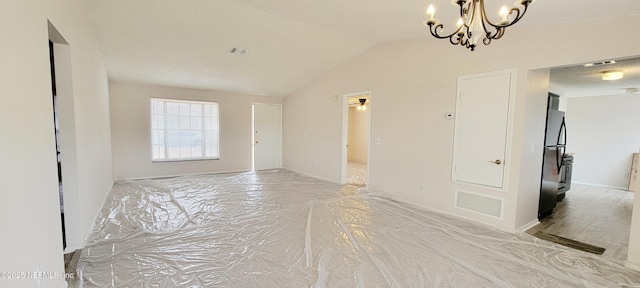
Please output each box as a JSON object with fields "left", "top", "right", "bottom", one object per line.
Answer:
{"left": 253, "top": 103, "right": 282, "bottom": 170}
{"left": 454, "top": 70, "right": 513, "bottom": 188}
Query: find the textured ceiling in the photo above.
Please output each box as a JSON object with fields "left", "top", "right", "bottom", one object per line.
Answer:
{"left": 550, "top": 57, "right": 640, "bottom": 97}
{"left": 85, "top": 0, "right": 640, "bottom": 97}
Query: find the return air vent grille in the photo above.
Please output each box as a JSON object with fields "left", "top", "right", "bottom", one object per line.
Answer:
{"left": 455, "top": 190, "right": 503, "bottom": 218}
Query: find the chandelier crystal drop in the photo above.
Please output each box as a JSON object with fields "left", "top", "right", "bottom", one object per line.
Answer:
{"left": 424, "top": 0, "right": 533, "bottom": 51}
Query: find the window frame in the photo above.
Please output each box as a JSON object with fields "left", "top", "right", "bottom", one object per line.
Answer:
{"left": 150, "top": 98, "right": 220, "bottom": 162}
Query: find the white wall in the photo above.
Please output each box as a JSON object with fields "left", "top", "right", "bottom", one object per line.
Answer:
{"left": 565, "top": 94, "right": 640, "bottom": 190}
{"left": 110, "top": 81, "right": 282, "bottom": 179}
{"left": 514, "top": 69, "right": 550, "bottom": 229}
{"left": 0, "top": 0, "right": 113, "bottom": 287}
{"left": 347, "top": 106, "right": 369, "bottom": 163}
{"left": 283, "top": 15, "right": 640, "bottom": 234}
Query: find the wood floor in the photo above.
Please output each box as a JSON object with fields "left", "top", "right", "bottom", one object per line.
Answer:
{"left": 527, "top": 184, "right": 635, "bottom": 261}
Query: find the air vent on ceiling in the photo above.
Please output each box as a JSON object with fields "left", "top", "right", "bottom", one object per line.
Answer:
{"left": 229, "top": 47, "right": 248, "bottom": 55}
{"left": 583, "top": 60, "right": 616, "bottom": 67}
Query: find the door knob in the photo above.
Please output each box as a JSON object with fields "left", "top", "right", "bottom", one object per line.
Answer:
{"left": 489, "top": 159, "right": 502, "bottom": 165}
{"left": 255, "top": 141, "right": 259, "bottom": 144}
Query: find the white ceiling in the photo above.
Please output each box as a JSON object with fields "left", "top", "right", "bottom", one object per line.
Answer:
{"left": 85, "top": 0, "right": 640, "bottom": 97}
{"left": 550, "top": 57, "right": 640, "bottom": 97}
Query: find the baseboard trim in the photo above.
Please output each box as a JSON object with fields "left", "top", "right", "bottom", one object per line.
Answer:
{"left": 572, "top": 181, "right": 628, "bottom": 191}
{"left": 118, "top": 169, "right": 251, "bottom": 181}
{"left": 624, "top": 260, "right": 640, "bottom": 272}
{"left": 64, "top": 246, "right": 82, "bottom": 254}
{"left": 517, "top": 219, "right": 540, "bottom": 233}
{"left": 281, "top": 168, "right": 340, "bottom": 184}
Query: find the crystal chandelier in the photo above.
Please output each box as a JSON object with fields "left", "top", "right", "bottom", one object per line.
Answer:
{"left": 423, "top": 0, "right": 533, "bottom": 51}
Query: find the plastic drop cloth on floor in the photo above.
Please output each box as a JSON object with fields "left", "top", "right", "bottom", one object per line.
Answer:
{"left": 77, "top": 170, "right": 640, "bottom": 287}
{"left": 346, "top": 161, "right": 367, "bottom": 186}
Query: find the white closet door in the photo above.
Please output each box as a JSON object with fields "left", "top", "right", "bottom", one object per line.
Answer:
{"left": 454, "top": 70, "right": 513, "bottom": 189}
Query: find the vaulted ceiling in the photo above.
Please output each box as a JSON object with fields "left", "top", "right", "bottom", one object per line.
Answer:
{"left": 85, "top": 0, "right": 640, "bottom": 97}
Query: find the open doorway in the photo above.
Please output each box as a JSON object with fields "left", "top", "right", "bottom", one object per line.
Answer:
{"left": 529, "top": 56, "right": 640, "bottom": 261}
{"left": 48, "top": 21, "right": 80, "bottom": 252}
{"left": 341, "top": 92, "right": 371, "bottom": 186}
{"left": 49, "top": 40, "right": 65, "bottom": 249}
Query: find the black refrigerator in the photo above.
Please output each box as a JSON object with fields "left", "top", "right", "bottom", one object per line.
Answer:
{"left": 538, "top": 96, "right": 567, "bottom": 219}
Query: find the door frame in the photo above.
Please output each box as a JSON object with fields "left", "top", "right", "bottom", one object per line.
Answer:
{"left": 341, "top": 91, "right": 372, "bottom": 185}
{"left": 252, "top": 102, "right": 283, "bottom": 171}
{"left": 49, "top": 21, "right": 81, "bottom": 252}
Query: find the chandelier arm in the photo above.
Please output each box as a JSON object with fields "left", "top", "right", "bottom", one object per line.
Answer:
{"left": 504, "top": 0, "right": 534, "bottom": 27}
{"left": 463, "top": 39, "right": 475, "bottom": 51}
{"left": 486, "top": 26, "right": 505, "bottom": 40}
{"left": 453, "top": 32, "right": 465, "bottom": 45}
{"left": 427, "top": 23, "right": 465, "bottom": 41}
{"left": 457, "top": 0, "right": 467, "bottom": 17}
{"left": 459, "top": 36, "right": 469, "bottom": 48}
{"left": 483, "top": 4, "right": 530, "bottom": 29}
{"left": 503, "top": 5, "right": 528, "bottom": 27}
{"left": 452, "top": 35, "right": 460, "bottom": 46}
{"left": 495, "top": 27, "right": 505, "bottom": 39}
{"left": 504, "top": 8, "right": 522, "bottom": 26}
{"left": 479, "top": 0, "right": 528, "bottom": 42}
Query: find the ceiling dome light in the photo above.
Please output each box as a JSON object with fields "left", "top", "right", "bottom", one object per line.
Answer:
{"left": 602, "top": 71, "right": 623, "bottom": 81}
{"left": 357, "top": 98, "right": 367, "bottom": 111}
